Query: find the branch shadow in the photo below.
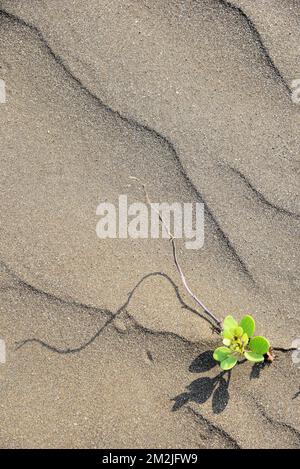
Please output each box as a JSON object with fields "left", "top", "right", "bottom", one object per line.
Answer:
{"left": 16, "top": 271, "right": 219, "bottom": 354}
{"left": 292, "top": 387, "right": 300, "bottom": 400}
{"left": 172, "top": 351, "right": 231, "bottom": 414}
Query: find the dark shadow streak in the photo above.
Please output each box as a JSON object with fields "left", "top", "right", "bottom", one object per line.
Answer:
{"left": 218, "top": 0, "right": 290, "bottom": 94}
{"left": 273, "top": 346, "right": 297, "bottom": 353}
{"left": 184, "top": 405, "right": 240, "bottom": 448}
{"left": 250, "top": 361, "right": 267, "bottom": 380}
{"left": 0, "top": 8, "right": 254, "bottom": 280}
{"left": 0, "top": 260, "right": 112, "bottom": 317}
{"left": 223, "top": 164, "right": 300, "bottom": 221}
{"left": 292, "top": 388, "right": 300, "bottom": 400}
{"left": 15, "top": 272, "right": 220, "bottom": 354}
{"left": 253, "top": 398, "right": 300, "bottom": 443}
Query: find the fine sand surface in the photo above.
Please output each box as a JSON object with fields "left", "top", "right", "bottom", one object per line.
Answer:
{"left": 0, "top": 0, "right": 299, "bottom": 448}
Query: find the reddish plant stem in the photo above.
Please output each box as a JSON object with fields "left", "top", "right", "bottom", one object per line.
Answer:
{"left": 132, "top": 177, "right": 222, "bottom": 330}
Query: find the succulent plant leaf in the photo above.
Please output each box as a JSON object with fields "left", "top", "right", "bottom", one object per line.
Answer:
{"left": 223, "top": 315, "right": 238, "bottom": 331}
{"left": 249, "top": 336, "right": 270, "bottom": 355}
{"left": 220, "top": 355, "right": 237, "bottom": 370}
{"left": 222, "top": 329, "right": 234, "bottom": 340}
{"left": 239, "top": 315, "right": 255, "bottom": 338}
{"left": 244, "top": 351, "right": 264, "bottom": 362}
{"left": 222, "top": 338, "right": 231, "bottom": 346}
{"left": 213, "top": 347, "right": 231, "bottom": 362}
{"left": 215, "top": 314, "right": 270, "bottom": 371}
{"left": 241, "top": 333, "right": 249, "bottom": 345}
{"left": 234, "top": 326, "right": 244, "bottom": 338}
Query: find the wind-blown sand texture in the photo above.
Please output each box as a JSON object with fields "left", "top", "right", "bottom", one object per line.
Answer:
{"left": 0, "top": 0, "right": 299, "bottom": 448}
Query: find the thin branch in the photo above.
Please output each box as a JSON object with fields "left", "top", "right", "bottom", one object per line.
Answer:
{"left": 170, "top": 237, "right": 222, "bottom": 329}
{"left": 131, "top": 177, "right": 222, "bottom": 330}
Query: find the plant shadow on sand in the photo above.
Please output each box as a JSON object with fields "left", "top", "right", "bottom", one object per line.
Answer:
{"left": 249, "top": 361, "right": 268, "bottom": 379}
{"left": 171, "top": 351, "right": 231, "bottom": 414}
{"left": 172, "top": 351, "right": 268, "bottom": 414}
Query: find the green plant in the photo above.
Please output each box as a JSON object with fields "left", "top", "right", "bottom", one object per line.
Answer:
{"left": 136, "top": 181, "right": 273, "bottom": 375}
{"left": 213, "top": 315, "right": 270, "bottom": 370}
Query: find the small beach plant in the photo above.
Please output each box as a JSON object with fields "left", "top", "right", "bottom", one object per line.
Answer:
{"left": 213, "top": 315, "right": 270, "bottom": 370}
{"left": 136, "top": 181, "right": 273, "bottom": 375}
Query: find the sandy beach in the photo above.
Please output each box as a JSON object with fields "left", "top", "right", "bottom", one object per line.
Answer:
{"left": 0, "top": 0, "right": 299, "bottom": 448}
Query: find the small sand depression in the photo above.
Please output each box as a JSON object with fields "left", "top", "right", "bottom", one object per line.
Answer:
{"left": 0, "top": 0, "right": 299, "bottom": 448}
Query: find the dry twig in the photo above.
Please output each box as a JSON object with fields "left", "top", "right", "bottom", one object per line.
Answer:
{"left": 130, "top": 177, "right": 222, "bottom": 331}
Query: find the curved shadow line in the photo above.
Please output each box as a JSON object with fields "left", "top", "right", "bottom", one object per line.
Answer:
{"left": 184, "top": 405, "right": 240, "bottom": 448}
{"left": 253, "top": 398, "right": 300, "bottom": 442}
{"left": 221, "top": 164, "right": 300, "bottom": 220}
{"left": 218, "top": 0, "right": 290, "bottom": 94}
{"left": 0, "top": 260, "right": 111, "bottom": 317}
{"left": 0, "top": 8, "right": 253, "bottom": 280}
{"left": 15, "top": 271, "right": 219, "bottom": 354}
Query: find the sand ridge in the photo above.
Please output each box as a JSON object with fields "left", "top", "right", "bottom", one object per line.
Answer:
{"left": 0, "top": 0, "right": 299, "bottom": 448}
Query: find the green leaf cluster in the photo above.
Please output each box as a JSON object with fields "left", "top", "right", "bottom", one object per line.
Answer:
{"left": 213, "top": 315, "right": 270, "bottom": 370}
